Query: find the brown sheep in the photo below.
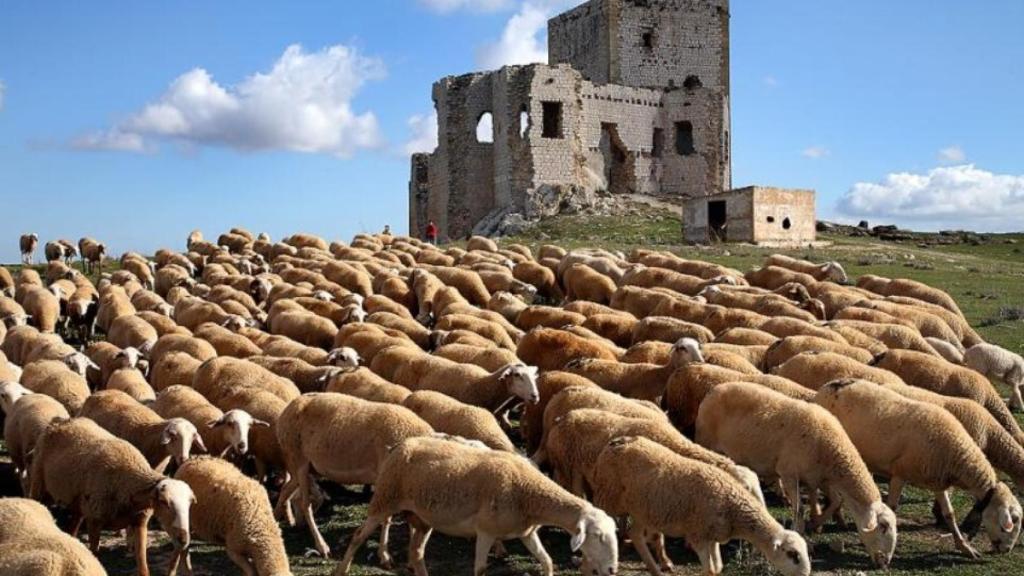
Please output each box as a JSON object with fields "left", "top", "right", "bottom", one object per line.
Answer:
{"left": 517, "top": 327, "right": 620, "bottom": 371}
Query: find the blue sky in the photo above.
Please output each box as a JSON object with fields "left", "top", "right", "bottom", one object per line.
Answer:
{"left": 1, "top": 0, "right": 1022, "bottom": 262}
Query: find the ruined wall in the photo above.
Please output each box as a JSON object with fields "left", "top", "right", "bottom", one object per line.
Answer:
{"left": 579, "top": 82, "right": 664, "bottom": 195}
{"left": 548, "top": 0, "right": 613, "bottom": 85}
{"left": 409, "top": 153, "right": 430, "bottom": 238}
{"left": 660, "top": 87, "right": 730, "bottom": 198}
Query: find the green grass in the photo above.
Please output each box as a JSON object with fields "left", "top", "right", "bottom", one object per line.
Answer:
{"left": 3, "top": 218, "right": 1024, "bottom": 575}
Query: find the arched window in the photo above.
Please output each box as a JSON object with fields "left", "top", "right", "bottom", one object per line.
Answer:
{"left": 519, "top": 106, "right": 529, "bottom": 138}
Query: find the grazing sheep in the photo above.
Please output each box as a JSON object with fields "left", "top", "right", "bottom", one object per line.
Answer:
{"left": 153, "top": 385, "right": 267, "bottom": 459}
{"left": 209, "top": 386, "right": 288, "bottom": 482}
{"left": 148, "top": 333, "right": 218, "bottom": 368}
{"left": 323, "top": 366, "right": 412, "bottom": 404}
{"left": 696, "top": 382, "right": 897, "bottom": 567}
{"left": 563, "top": 263, "right": 619, "bottom": 305}
{"left": 150, "top": 351, "right": 203, "bottom": 392}
{"left": 631, "top": 315, "right": 714, "bottom": 345}
{"left": 96, "top": 286, "right": 136, "bottom": 334}
{"left": 336, "top": 435, "right": 619, "bottom": 576}
{"left": 927, "top": 336, "right": 966, "bottom": 364}
{"left": 246, "top": 355, "right": 337, "bottom": 394}
{"left": 274, "top": 392, "right": 434, "bottom": 559}
{"left": 19, "top": 359, "right": 92, "bottom": 414}
{"left": 513, "top": 261, "right": 564, "bottom": 300}
{"left": 30, "top": 418, "right": 195, "bottom": 576}
{"left": 170, "top": 457, "right": 291, "bottom": 576}
{"left": 826, "top": 319, "right": 937, "bottom": 355}
{"left": 193, "top": 322, "right": 264, "bottom": 358}
{"left": 964, "top": 343, "right": 1024, "bottom": 411}
{"left": 433, "top": 343, "right": 520, "bottom": 372}
{"left": 744, "top": 266, "right": 818, "bottom": 291}
{"left": 78, "top": 238, "right": 107, "bottom": 275}
{"left": 773, "top": 351, "right": 907, "bottom": 389}
{"left": 106, "top": 366, "right": 157, "bottom": 402}
{"left": 107, "top": 314, "right": 159, "bottom": 353}
{"left": 765, "top": 254, "right": 848, "bottom": 283}
{"left": 591, "top": 436, "right": 809, "bottom": 576}
{"left": 816, "top": 379, "right": 1024, "bottom": 558}
{"left": 193, "top": 357, "right": 300, "bottom": 404}
{"left": 0, "top": 497, "right": 108, "bottom": 576}
{"left": 563, "top": 337, "right": 702, "bottom": 402}
{"left": 873, "top": 349, "right": 1024, "bottom": 443}
{"left": 402, "top": 390, "right": 515, "bottom": 452}
{"left": 517, "top": 327, "right": 619, "bottom": 371}
{"left": 80, "top": 390, "right": 206, "bottom": 469}
{"left": 763, "top": 335, "right": 874, "bottom": 370}
{"left": 3, "top": 391, "right": 70, "bottom": 492}
{"left": 578, "top": 313, "right": 636, "bottom": 347}
{"left": 20, "top": 285, "right": 60, "bottom": 333}
{"left": 19, "top": 233, "right": 39, "bottom": 265}
{"left": 434, "top": 313, "right": 518, "bottom": 350}
{"left": 0, "top": 270, "right": 15, "bottom": 299}
{"left": 268, "top": 307, "right": 337, "bottom": 350}
{"left": 857, "top": 274, "right": 965, "bottom": 318}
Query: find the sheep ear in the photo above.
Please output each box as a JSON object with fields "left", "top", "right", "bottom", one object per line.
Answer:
{"left": 252, "top": 419, "right": 271, "bottom": 428}
{"left": 862, "top": 510, "right": 878, "bottom": 533}
{"left": 193, "top": 434, "right": 208, "bottom": 453}
{"left": 570, "top": 520, "right": 587, "bottom": 552}
{"left": 206, "top": 418, "right": 224, "bottom": 429}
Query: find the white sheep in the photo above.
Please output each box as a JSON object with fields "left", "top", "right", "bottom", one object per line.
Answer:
{"left": 152, "top": 385, "right": 268, "bottom": 458}
{"left": 964, "top": 343, "right": 1024, "bottom": 411}
{"left": 0, "top": 497, "right": 108, "bottom": 576}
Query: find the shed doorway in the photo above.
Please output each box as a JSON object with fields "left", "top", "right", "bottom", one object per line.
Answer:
{"left": 708, "top": 200, "right": 727, "bottom": 242}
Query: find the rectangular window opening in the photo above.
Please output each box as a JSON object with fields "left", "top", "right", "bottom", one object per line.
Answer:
{"left": 652, "top": 128, "right": 664, "bottom": 158}
{"left": 542, "top": 101, "right": 563, "bottom": 139}
{"left": 641, "top": 30, "right": 654, "bottom": 49}
{"left": 675, "top": 121, "right": 695, "bottom": 156}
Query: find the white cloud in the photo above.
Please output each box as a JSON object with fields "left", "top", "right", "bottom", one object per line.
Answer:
{"left": 404, "top": 110, "right": 439, "bottom": 155}
{"left": 763, "top": 75, "right": 779, "bottom": 88}
{"left": 74, "top": 44, "right": 386, "bottom": 157}
{"left": 0, "top": 80, "right": 5, "bottom": 111}
{"left": 476, "top": 2, "right": 551, "bottom": 68}
{"left": 838, "top": 164, "right": 1024, "bottom": 231}
{"left": 419, "top": 0, "right": 512, "bottom": 12}
{"left": 938, "top": 145, "right": 966, "bottom": 164}
{"left": 802, "top": 146, "right": 830, "bottom": 159}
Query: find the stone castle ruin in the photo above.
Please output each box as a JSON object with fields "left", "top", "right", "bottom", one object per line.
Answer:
{"left": 409, "top": 0, "right": 814, "bottom": 245}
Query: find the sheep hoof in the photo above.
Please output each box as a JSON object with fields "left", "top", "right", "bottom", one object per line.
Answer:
{"left": 303, "top": 548, "right": 323, "bottom": 559}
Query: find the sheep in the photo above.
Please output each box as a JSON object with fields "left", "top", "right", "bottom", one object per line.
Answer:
{"left": 517, "top": 327, "right": 619, "bottom": 370}
{"left": 513, "top": 260, "right": 563, "bottom": 300}
{"left": 563, "top": 263, "right": 618, "bottom": 305}
{"left": 852, "top": 300, "right": 964, "bottom": 350}
{"left": 193, "top": 321, "right": 264, "bottom": 358}
{"left": 268, "top": 307, "right": 337, "bottom": 350}
{"left": 78, "top": 237, "right": 107, "bottom": 275}
{"left": 0, "top": 497, "right": 108, "bottom": 576}
{"left": 699, "top": 305, "right": 768, "bottom": 335}
{"left": 170, "top": 457, "right": 291, "bottom": 576}
{"left": 928, "top": 336, "right": 966, "bottom": 364}
{"left": 545, "top": 408, "right": 764, "bottom": 508}
{"left": 152, "top": 385, "right": 267, "bottom": 459}
{"left": 44, "top": 240, "right": 69, "bottom": 263}
{"left": 964, "top": 343, "right": 1024, "bottom": 411}
{"left": 622, "top": 265, "right": 738, "bottom": 297}
{"left": 532, "top": 385, "right": 668, "bottom": 465}
{"left": 0, "top": 352, "right": 20, "bottom": 381}
{"left": 0, "top": 268, "right": 15, "bottom": 298}
{"left": 336, "top": 434, "right": 619, "bottom": 576}
{"left": 148, "top": 333, "right": 218, "bottom": 368}
{"left": 323, "top": 366, "right": 412, "bottom": 404}
{"left": 246, "top": 355, "right": 338, "bottom": 394}
{"left": 633, "top": 251, "right": 745, "bottom": 282}
{"left": 259, "top": 334, "right": 329, "bottom": 366}
{"left": 434, "top": 312, "right": 518, "bottom": 350}
{"left": 493, "top": 297, "right": 587, "bottom": 331}
{"left": 67, "top": 286, "right": 100, "bottom": 341}
{"left": 193, "top": 357, "right": 300, "bottom": 404}
{"left": 715, "top": 327, "right": 779, "bottom": 346}
{"left": 664, "top": 362, "right": 814, "bottom": 431}
{"left": 19, "top": 233, "right": 39, "bottom": 265}
{"left": 19, "top": 359, "right": 91, "bottom": 414}
{"left": 580, "top": 313, "right": 637, "bottom": 347}
{"left": 20, "top": 285, "right": 60, "bottom": 333}
{"left": 274, "top": 392, "right": 435, "bottom": 559}
{"left": 591, "top": 436, "right": 809, "bottom": 576}
{"left": 521, "top": 372, "right": 597, "bottom": 454}
{"left": 80, "top": 390, "right": 206, "bottom": 469}
{"left": 872, "top": 349, "right": 1024, "bottom": 443}
{"left": 696, "top": 382, "right": 897, "bottom": 567}
{"left": 701, "top": 285, "right": 821, "bottom": 323}
{"left": 826, "top": 319, "right": 938, "bottom": 355}
{"left": 30, "top": 417, "right": 195, "bottom": 576}
{"left": 106, "top": 365, "right": 156, "bottom": 402}
{"left": 3, "top": 391, "right": 70, "bottom": 492}
{"left": 763, "top": 335, "right": 874, "bottom": 371}
{"left": 96, "top": 286, "right": 136, "bottom": 334}
{"left": 174, "top": 297, "right": 241, "bottom": 332}
{"left": 773, "top": 351, "right": 906, "bottom": 389}
{"left": 857, "top": 274, "right": 965, "bottom": 318}
{"left": 209, "top": 385, "right": 288, "bottom": 482}
{"left": 886, "top": 294, "right": 984, "bottom": 347}
{"left": 563, "top": 337, "right": 702, "bottom": 402}
{"left": 149, "top": 353, "right": 201, "bottom": 395}
{"left": 815, "top": 379, "right": 1023, "bottom": 558}
{"left": 758, "top": 316, "right": 848, "bottom": 344}
{"left": 155, "top": 265, "right": 195, "bottom": 297}
{"left": 744, "top": 265, "right": 819, "bottom": 291}
{"left": 371, "top": 347, "right": 539, "bottom": 411}
{"left": 631, "top": 315, "right": 714, "bottom": 345}
{"left": 402, "top": 390, "right": 515, "bottom": 452}
{"left": 433, "top": 343, "right": 520, "bottom": 372}
{"left": 764, "top": 254, "right": 849, "bottom": 283}
{"left": 106, "top": 313, "right": 159, "bottom": 353}
{"left": 420, "top": 264, "right": 493, "bottom": 307}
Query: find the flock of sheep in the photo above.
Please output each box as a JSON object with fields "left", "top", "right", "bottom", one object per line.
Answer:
{"left": 1, "top": 227, "right": 1024, "bottom": 576}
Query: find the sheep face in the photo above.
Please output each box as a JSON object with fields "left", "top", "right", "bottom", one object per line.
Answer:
{"left": 499, "top": 364, "right": 540, "bottom": 404}
{"left": 114, "top": 347, "right": 143, "bottom": 370}
{"left": 823, "top": 262, "right": 849, "bottom": 284}
{"left": 765, "top": 530, "right": 811, "bottom": 576}
{"left": 208, "top": 409, "right": 270, "bottom": 456}
{"left": 857, "top": 501, "right": 897, "bottom": 569}
{"left": 62, "top": 352, "right": 99, "bottom": 378}
{"left": 2, "top": 313, "right": 30, "bottom": 328}
{"left": 327, "top": 347, "right": 361, "bottom": 368}
{"left": 980, "top": 484, "right": 1022, "bottom": 553}
{"left": 161, "top": 418, "right": 206, "bottom": 464}
{"left": 151, "top": 478, "right": 195, "bottom": 552}
{"left": 574, "top": 506, "right": 618, "bottom": 576}
{"left": 341, "top": 305, "right": 367, "bottom": 324}
{"left": 670, "top": 338, "right": 704, "bottom": 366}
{"left": 0, "top": 381, "right": 31, "bottom": 414}
{"left": 221, "top": 315, "right": 249, "bottom": 332}
{"left": 510, "top": 280, "right": 538, "bottom": 304}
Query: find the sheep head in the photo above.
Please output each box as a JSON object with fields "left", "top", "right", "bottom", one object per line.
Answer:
{"left": 766, "top": 530, "right": 811, "bottom": 576}
{"left": 208, "top": 409, "right": 270, "bottom": 456}
{"left": 822, "top": 261, "right": 849, "bottom": 284}
{"left": 114, "top": 347, "right": 143, "bottom": 370}
{"left": 573, "top": 505, "right": 619, "bottom": 576}
{"left": 160, "top": 418, "right": 206, "bottom": 464}
{"left": 0, "top": 381, "right": 32, "bottom": 415}
{"left": 857, "top": 500, "right": 897, "bottom": 569}
{"left": 62, "top": 352, "right": 99, "bottom": 378}
{"left": 150, "top": 479, "right": 195, "bottom": 554}
{"left": 670, "top": 338, "right": 704, "bottom": 366}
{"left": 498, "top": 363, "right": 540, "bottom": 404}
{"left": 327, "top": 347, "right": 361, "bottom": 368}
{"left": 2, "top": 313, "right": 30, "bottom": 328}
{"left": 971, "top": 483, "right": 1023, "bottom": 553}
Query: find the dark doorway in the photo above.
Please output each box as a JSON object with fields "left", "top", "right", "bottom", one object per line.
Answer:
{"left": 600, "top": 123, "right": 634, "bottom": 195}
{"left": 708, "top": 200, "right": 727, "bottom": 242}
{"left": 542, "top": 101, "right": 563, "bottom": 139}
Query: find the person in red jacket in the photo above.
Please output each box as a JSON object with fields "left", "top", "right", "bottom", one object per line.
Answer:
{"left": 425, "top": 220, "right": 438, "bottom": 245}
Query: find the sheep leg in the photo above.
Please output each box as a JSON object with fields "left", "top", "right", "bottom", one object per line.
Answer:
{"left": 492, "top": 539, "right": 509, "bottom": 558}
{"left": 133, "top": 518, "right": 151, "bottom": 576}
{"left": 67, "top": 509, "right": 85, "bottom": 538}
{"left": 809, "top": 487, "right": 844, "bottom": 533}
{"left": 711, "top": 542, "right": 724, "bottom": 574}
{"left": 299, "top": 466, "right": 331, "bottom": 558}
{"left": 226, "top": 549, "right": 256, "bottom": 576}
{"left": 938, "top": 490, "right": 981, "bottom": 559}
{"left": 274, "top": 472, "right": 299, "bottom": 526}
{"left": 1010, "top": 383, "right": 1024, "bottom": 413}
{"left": 406, "top": 516, "right": 433, "bottom": 576}
{"left": 690, "top": 539, "right": 720, "bottom": 576}
{"left": 628, "top": 522, "right": 663, "bottom": 576}
{"left": 336, "top": 514, "right": 386, "bottom": 576}
{"left": 182, "top": 549, "right": 195, "bottom": 576}
{"left": 647, "top": 529, "right": 674, "bottom": 572}
{"left": 519, "top": 529, "right": 554, "bottom": 576}
{"left": 166, "top": 547, "right": 182, "bottom": 576}
{"left": 886, "top": 477, "right": 905, "bottom": 511}
{"left": 781, "top": 475, "right": 804, "bottom": 533}
{"left": 378, "top": 516, "right": 394, "bottom": 569}
{"left": 87, "top": 520, "right": 101, "bottom": 553}
{"left": 473, "top": 532, "right": 496, "bottom": 576}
